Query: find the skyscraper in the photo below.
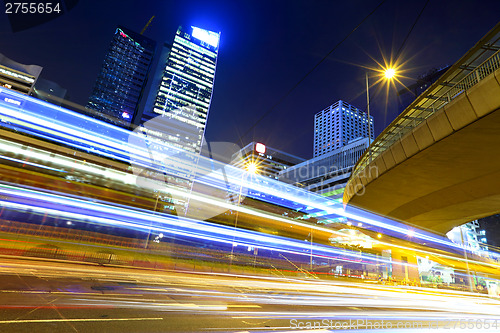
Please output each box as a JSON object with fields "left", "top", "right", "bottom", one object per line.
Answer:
{"left": 139, "top": 26, "right": 220, "bottom": 154}
{"left": 314, "top": 100, "right": 373, "bottom": 157}
{"left": 87, "top": 26, "right": 155, "bottom": 127}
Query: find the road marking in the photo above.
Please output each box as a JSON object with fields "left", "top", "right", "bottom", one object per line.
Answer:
{"left": 0, "top": 317, "right": 164, "bottom": 324}
{"left": 0, "top": 290, "right": 143, "bottom": 297}
{"left": 227, "top": 305, "right": 261, "bottom": 308}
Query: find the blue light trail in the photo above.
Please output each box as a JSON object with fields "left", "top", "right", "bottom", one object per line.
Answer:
{"left": 0, "top": 88, "right": 498, "bottom": 261}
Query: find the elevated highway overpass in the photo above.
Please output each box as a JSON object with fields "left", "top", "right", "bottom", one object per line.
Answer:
{"left": 344, "top": 23, "right": 500, "bottom": 235}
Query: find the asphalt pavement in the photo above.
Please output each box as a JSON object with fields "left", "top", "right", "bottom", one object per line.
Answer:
{"left": 0, "top": 257, "right": 499, "bottom": 332}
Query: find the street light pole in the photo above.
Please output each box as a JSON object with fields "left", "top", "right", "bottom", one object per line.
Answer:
{"left": 460, "top": 227, "right": 475, "bottom": 293}
{"left": 229, "top": 171, "right": 245, "bottom": 268}
{"left": 365, "top": 72, "right": 372, "bottom": 162}
{"left": 229, "top": 162, "right": 258, "bottom": 269}
{"left": 144, "top": 191, "right": 160, "bottom": 249}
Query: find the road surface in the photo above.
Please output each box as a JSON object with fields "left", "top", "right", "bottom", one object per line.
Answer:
{"left": 0, "top": 257, "right": 499, "bottom": 332}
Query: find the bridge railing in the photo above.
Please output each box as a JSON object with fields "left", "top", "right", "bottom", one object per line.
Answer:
{"left": 439, "top": 49, "right": 500, "bottom": 109}
{"left": 350, "top": 23, "right": 500, "bottom": 183}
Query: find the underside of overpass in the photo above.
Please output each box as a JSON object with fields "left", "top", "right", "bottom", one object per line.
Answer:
{"left": 344, "top": 68, "right": 500, "bottom": 235}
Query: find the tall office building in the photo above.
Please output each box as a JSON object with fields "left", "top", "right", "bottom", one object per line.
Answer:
{"left": 87, "top": 26, "right": 155, "bottom": 127}
{"left": 314, "top": 100, "right": 373, "bottom": 158}
{"left": 139, "top": 26, "right": 220, "bottom": 154}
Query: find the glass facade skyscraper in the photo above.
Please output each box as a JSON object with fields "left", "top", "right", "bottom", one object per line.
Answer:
{"left": 132, "top": 26, "right": 220, "bottom": 217}
{"left": 140, "top": 26, "right": 219, "bottom": 154}
{"left": 87, "top": 26, "right": 155, "bottom": 127}
{"left": 314, "top": 100, "right": 373, "bottom": 157}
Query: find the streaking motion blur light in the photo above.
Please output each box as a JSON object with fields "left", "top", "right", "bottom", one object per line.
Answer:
{"left": 1, "top": 88, "right": 500, "bottom": 261}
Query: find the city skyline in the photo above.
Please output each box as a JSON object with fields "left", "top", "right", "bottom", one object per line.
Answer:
{"left": 1, "top": 0, "right": 499, "bottom": 159}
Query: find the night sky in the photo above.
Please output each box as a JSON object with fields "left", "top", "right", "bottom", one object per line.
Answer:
{"left": 1, "top": 0, "right": 499, "bottom": 158}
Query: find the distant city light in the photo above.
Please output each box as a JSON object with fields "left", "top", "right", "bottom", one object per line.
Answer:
{"left": 191, "top": 26, "right": 219, "bottom": 48}
{"left": 121, "top": 112, "right": 130, "bottom": 119}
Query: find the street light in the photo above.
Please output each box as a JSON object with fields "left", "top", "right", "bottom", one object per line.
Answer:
{"left": 384, "top": 67, "right": 396, "bottom": 79}
{"left": 365, "top": 67, "right": 397, "bottom": 162}
{"left": 246, "top": 161, "right": 259, "bottom": 174}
